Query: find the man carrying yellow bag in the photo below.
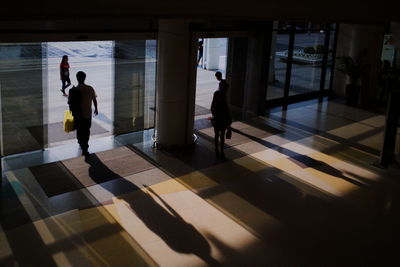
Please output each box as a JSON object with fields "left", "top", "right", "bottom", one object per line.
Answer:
{"left": 63, "top": 110, "right": 75, "bottom": 132}
{"left": 68, "top": 71, "right": 98, "bottom": 156}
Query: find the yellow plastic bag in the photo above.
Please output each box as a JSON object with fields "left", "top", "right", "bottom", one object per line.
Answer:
{"left": 63, "top": 110, "right": 75, "bottom": 132}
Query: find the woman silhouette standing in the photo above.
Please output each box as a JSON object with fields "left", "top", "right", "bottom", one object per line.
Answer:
{"left": 60, "top": 55, "right": 71, "bottom": 96}
{"left": 211, "top": 72, "right": 231, "bottom": 158}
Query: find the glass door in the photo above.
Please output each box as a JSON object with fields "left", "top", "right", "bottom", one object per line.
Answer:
{"left": 266, "top": 22, "right": 290, "bottom": 101}
{"left": 0, "top": 36, "right": 157, "bottom": 156}
{"left": 113, "top": 40, "right": 157, "bottom": 134}
{"left": 289, "top": 23, "right": 326, "bottom": 96}
{"left": 265, "top": 21, "right": 337, "bottom": 107}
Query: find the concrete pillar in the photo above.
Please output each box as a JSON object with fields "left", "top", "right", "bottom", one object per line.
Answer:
{"left": 155, "top": 19, "right": 197, "bottom": 148}
{"left": 380, "top": 90, "right": 400, "bottom": 166}
{"left": 392, "top": 22, "right": 400, "bottom": 68}
{"left": 226, "top": 37, "right": 248, "bottom": 119}
{"left": 381, "top": 22, "right": 400, "bottom": 164}
{"left": 244, "top": 33, "right": 269, "bottom": 116}
{"left": 333, "top": 24, "right": 385, "bottom": 105}
{"left": 205, "top": 38, "right": 220, "bottom": 70}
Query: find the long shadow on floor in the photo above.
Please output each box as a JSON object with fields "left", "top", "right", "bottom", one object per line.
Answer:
{"left": 0, "top": 178, "right": 58, "bottom": 266}
{"left": 134, "top": 126, "right": 399, "bottom": 266}
{"left": 1, "top": 166, "right": 153, "bottom": 266}
{"left": 0, "top": 158, "right": 159, "bottom": 266}
{"left": 231, "top": 127, "right": 371, "bottom": 188}
{"left": 267, "top": 112, "right": 382, "bottom": 155}
{"left": 84, "top": 154, "right": 219, "bottom": 266}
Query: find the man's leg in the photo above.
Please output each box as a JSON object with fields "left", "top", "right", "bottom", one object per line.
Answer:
{"left": 198, "top": 53, "right": 203, "bottom": 66}
{"left": 81, "top": 118, "right": 91, "bottom": 154}
{"left": 75, "top": 117, "right": 83, "bottom": 148}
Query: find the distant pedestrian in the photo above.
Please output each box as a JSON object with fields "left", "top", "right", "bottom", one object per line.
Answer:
{"left": 68, "top": 71, "right": 98, "bottom": 156}
{"left": 60, "top": 55, "right": 71, "bottom": 96}
{"left": 198, "top": 40, "right": 204, "bottom": 66}
{"left": 210, "top": 71, "right": 231, "bottom": 158}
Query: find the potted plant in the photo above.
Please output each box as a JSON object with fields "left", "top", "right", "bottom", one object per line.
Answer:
{"left": 336, "top": 54, "right": 364, "bottom": 106}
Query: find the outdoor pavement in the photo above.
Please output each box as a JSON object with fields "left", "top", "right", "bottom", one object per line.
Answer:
{"left": 195, "top": 67, "right": 217, "bottom": 114}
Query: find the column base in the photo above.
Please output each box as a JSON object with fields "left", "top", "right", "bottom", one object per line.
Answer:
{"left": 152, "top": 133, "right": 198, "bottom": 150}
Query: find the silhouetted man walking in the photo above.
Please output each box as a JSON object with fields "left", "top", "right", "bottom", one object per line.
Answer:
{"left": 68, "top": 71, "right": 98, "bottom": 156}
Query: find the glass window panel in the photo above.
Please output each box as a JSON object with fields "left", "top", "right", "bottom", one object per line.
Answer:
{"left": 0, "top": 43, "right": 46, "bottom": 155}
{"left": 325, "top": 25, "right": 336, "bottom": 89}
{"left": 0, "top": 39, "right": 157, "bottom": 156}
{"left": 267, "top": 23, "right": 289, "bottom": 101}
{"left": 289, "top": 25, "right": 325, "bottom": 96}
{"left": 114, "top": 40, "right": 157, "bottom": 134}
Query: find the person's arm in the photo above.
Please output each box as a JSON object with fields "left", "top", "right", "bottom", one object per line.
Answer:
{"left": 68, "top": 88, "right": 77, "bottom": 116}
{"left": 93, "top": 91, "right": 98, "bottom": 115}
{"left": 210, "top": 91, "right": 218, "bottom": 117}
{"left": 68, "top": 91, "right": 72, "bottom": 111}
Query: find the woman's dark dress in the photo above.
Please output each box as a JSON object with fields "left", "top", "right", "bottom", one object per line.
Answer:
{"left": 211, "top": 90, "right": 231, "bottom": 131}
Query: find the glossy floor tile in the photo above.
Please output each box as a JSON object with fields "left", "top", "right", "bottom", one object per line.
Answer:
{"left": 1, "top": 99, "right": 400, "bottom": 266}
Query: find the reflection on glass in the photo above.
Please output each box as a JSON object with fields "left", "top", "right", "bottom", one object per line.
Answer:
{"left": 266, "top": 22, "right": 289, "bottom": 100}
{"left": 0, "top": 43, "right": 46, "bottom": 155}
{"left": 289, "top": 24, "right": 326, "bottom": 95}
{"left": 113, "top": 40, "right": 157, "bottom": 135}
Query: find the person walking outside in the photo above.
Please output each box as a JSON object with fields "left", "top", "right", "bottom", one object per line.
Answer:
{"left": 197, "top": 40, "right": 204, "bottom": 66}
{"left": 60, "top": 55, "right": 71, "bottom": 96}
{"left": 210, "top": 71, "right": 231, "bottom": 158}
{"left": 68, "top": 71, "right": 98, "bottom": 156}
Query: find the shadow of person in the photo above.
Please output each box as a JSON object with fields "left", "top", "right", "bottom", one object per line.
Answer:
{"left": 84, "top": 154, "right": 219, "bottom": 266}
{"left": 231, "top": 127, "right": 370, "bottom": 188}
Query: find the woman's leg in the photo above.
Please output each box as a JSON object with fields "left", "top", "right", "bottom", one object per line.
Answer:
{"left": 213, "top": 127, "right": 220, "bottom": 156}
{"left": 220, "top": 128, "right": 226, "bottom": 157}
{"left": 61, "top": 79, "right": 66, "bottom": 94}
{"left": 66, "top": 76, "right": 71, "bottom": 88}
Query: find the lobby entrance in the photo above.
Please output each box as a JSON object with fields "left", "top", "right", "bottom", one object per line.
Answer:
{"left": 0, "top": 34, "right": 157, "bottom": 156}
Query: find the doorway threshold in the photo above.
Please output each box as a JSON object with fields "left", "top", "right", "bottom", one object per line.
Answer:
{"left": 1, "top": 129, "right": 154, "bottom": 173}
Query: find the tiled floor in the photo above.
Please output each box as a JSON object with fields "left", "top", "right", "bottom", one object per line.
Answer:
{"left": 1, "top": 99, "right": 400, "bottom": 266}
